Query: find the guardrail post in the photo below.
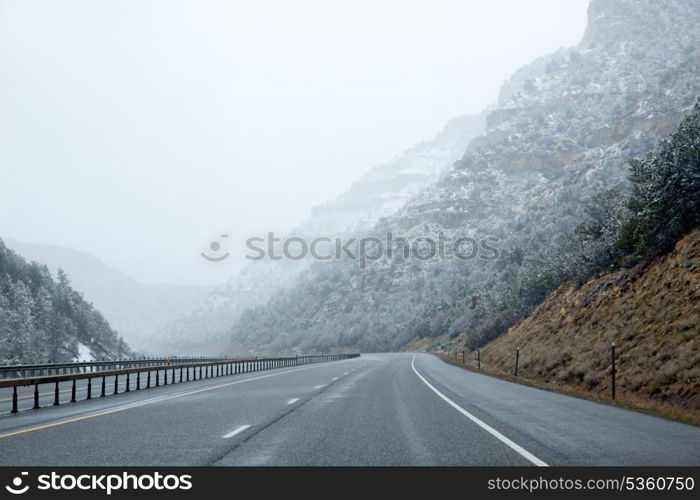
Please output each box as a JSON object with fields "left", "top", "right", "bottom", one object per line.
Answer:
{"left": 53, "top": 381, "right": 60, "bottom": 406}
{"left": 33, "top": 384, "right": 40, "bottom": 408}
{"left": 137, "top": 372, "right": 141, "bottom": 390}
{"left": 147, "top": 370, "right": 151, "bottom": 388}
{"left": 187, "top": 367, "right": 190, "bottom": 381}
{"left": 86, "top": 378, "right": 92, "bottom": 400}
{"left": 180, "top": 367, "right": 183, "bottom": 382}
{"left": 199, "top": 366, "right": 203, "bottom": 379}
{"left": 71, "top": 380, "right": 76, "bottom": 402}
{"left": 11, "top": 386, "right": 18, "bottom": 414}
{"left": 101, "top": 376, "right": 106, "bottom": 397}
{"left": 164, "top": 369, "right": 168, "bottom": 385}
{"left": 156, "top": 370, "right": 160, "bottom": 387}
{"left": 126, "top": 373, "right": 131, "bottom": 392}
{"left": 114, "top": 374, "right": 119, "bottom": 394}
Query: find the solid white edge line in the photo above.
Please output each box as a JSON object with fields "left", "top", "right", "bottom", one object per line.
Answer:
{"left": 411, "top": 354, "right": 548, "bottom": 467}
{"left": 286, "top": 398, "right": 299, "bottom": 405}
{"left": 223, "top": 424, "right": 251, "bottom": 439}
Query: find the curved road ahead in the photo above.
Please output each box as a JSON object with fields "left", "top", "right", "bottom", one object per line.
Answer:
{"left": 0, "top": 353, "right": 698, "bottom": 466}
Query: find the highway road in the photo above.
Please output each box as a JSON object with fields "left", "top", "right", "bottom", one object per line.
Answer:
{"left": 0, "top": 353, "right": 698, "bottom": 466}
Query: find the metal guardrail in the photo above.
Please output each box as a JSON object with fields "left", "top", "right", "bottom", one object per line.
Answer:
{"left": 0, "top": 357, "right": 230, "bottom": 379}
{"left": 0, "top": 354, "right": 360, "bottom": 414}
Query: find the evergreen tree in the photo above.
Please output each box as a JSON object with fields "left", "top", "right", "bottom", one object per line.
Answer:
{"left": 621, "top": 101, "right": 700, "bottom": 255}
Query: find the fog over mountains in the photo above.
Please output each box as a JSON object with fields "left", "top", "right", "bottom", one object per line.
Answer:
{"left": 223, "top": 0, "right": 699, "bottom": 354}
{"left": 149, "top": 112, "right": 487, "bottom": 354}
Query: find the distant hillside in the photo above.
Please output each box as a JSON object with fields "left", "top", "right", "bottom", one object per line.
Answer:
{"left": 298, "top": 113, "right": 488, "bottom": 238}
{"left": 3, "top": 240, "right": 211, "bottom": 353}
{"left": 0, "top": 240, "right": 130, "bottom": 363}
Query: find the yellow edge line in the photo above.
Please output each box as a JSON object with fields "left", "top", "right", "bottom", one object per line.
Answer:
{"left": 0, "top": 363, "right": 337, "bottom": 440}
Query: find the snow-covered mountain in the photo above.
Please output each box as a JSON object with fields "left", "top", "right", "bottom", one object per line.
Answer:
{"left": 0, "top": 240, "right": 131, "bottom": 363}
{"left": 227, "top": 0, "right": 700, "bottom": 353}
{"left": 3, "top": 239, "right": 211, "bottom": 352}
{"left": 149, "top": 113, "right": 487, "bottom": 354}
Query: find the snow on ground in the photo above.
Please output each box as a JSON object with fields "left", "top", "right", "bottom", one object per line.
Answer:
{"left": 75, "top": 343, "right": 95, "bottom": 362}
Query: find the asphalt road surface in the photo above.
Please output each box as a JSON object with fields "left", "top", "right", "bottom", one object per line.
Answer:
{"left": 0, "top": 353, "right": 698, "bottom": 466}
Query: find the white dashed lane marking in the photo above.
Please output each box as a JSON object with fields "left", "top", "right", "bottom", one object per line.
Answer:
{"left": 223, "top": 425, "right": 251, "bottom": 439}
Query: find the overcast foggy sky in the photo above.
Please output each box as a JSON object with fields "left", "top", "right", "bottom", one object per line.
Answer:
{"left": 0, "top": 0, "right": 589, "bottom": 286}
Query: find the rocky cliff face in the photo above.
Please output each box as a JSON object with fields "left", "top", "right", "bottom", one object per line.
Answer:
{"left": 298, "top": 114, "right": 487, "bottom": 239}
{"left": 149, "top": 113, "right": 486, "bottom": 355}
{"left": 227, "top": 0, "right": 700, "bottom": 354}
